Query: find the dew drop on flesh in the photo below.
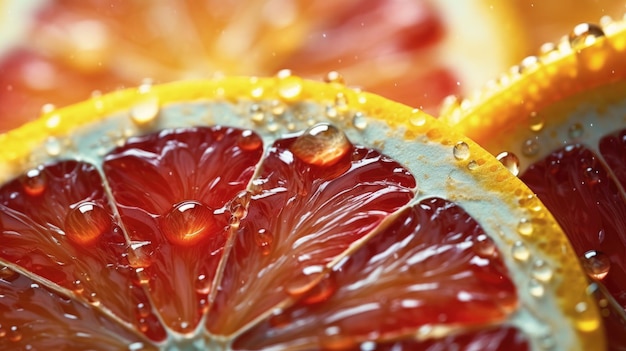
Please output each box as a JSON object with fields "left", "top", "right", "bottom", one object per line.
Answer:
{"left": 496, "top": 151, "right": 520, "bottom": 176}
{"left": 529, "top": 278, "right": 545, "bottom": 298}
{"left": 64, "top": 202, "right": 111, "bottom": 245}
{"left": 473, "top": 233, "right": 496, "bottom": 258}
{"left": 531, "top": 259, "right": 553, "bottom": 282}
{"left": 161, "top": 201, "right": 215, "bottom": 246}
{"left": 517, "top": 218, "right": 533, "bottom": 236}
{"left": 453, "top": 141, "right": 470, "bottom": 160}
{"left": 582, "top": 250, "right": 611, "bottom": 280}
{"left": 237, "top": 130, "right": 263, "bottom": 151}
{"left": 352, "top": 112, "right": 367, "bottom": 130}
{"left": 324, "top": 71, "right": 345, "bottom": 84}
{"left": 511, "top": 241, "right": 530, "bottom": 262}
{"left": 195, "top": 273, "right": 211, "bottom": 295}
{"left": 255, "top": 228, "right": 273, "bottom": 256}
{"left": 20, "top": 168, "right": 47, "bottom": 196}
{"left": 7, "top": 325, "right": 21, "bottom": 342}
{"left": 568, "top": 123, "right": 584, "bottom": 139}
{"left": 522, "top": 138, "right": 540, "bottom": 157}
{"left": 291, "top": 123, "right": 351, "bottom": 167}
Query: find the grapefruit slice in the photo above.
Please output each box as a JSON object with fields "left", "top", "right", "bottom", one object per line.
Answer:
{"left": 0, "top": 76, "right": 603, "bottom": 349}
{"left": 0, "top": 0, "right": 526, "bottom": 131}
{"left": 441, "top": 16, "right": 626, "bottom": 349}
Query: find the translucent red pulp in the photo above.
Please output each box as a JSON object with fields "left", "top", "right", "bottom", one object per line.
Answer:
{"left": 520, "top": 128, "right": 626, "bottom": 350}
{"left": 0, "top": 125, "right": 525, "bottom": 349}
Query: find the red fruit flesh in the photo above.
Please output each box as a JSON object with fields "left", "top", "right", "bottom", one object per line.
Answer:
{"left": 520, "top": 134, "right": 626, "bottom": 350}
{"left": 0, "top": 160, "right": 166, "bottom": 342}
{"left": 233, "top": 198, "right": 519, "bottom": 349}
{"left": 206, "top": 134, "right": 417, "bottom": 335}
{"left": 1, "top": 126, "right": 524, "bottom": 349}
{"left": 103, "top": 126, "right": 264, "bottom": 333}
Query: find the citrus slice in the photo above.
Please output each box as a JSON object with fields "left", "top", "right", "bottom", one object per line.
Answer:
{"left": 0, "top": 76, "right": 603, "bottom": 350}
{"left": 0, "top": 0, "right": 526, "bottom": 131}
{"left": 441, "top": 16, "right": 626, "bottom": 349}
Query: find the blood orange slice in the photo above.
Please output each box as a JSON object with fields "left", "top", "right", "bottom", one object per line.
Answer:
{"left": 441, "top": 17, "right": 626, "bottom": 350}
{"left": 0, "top": 76, "right": 602, "bottom": 349}
{"left": 0, "top": 0, "right": 525, "bottom": 131}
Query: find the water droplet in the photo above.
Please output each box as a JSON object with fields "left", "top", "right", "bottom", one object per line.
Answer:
{"left": 529, "top": 278, "right": 545, "bottom": 297}
{"left": 249, "top": 104, "right": 265, "bottom": 123}
{"left": 352, "top": 112, "right": 367, "bottom": 130}
{"left": 276, "top": 69, "right": 292, "bottom": 79}
{"left": 277, "top": 75, "right": 303, "bottom": 101}
{"left": 539, "top": 334, "right": 556, "bottom": 350}
{"left": 532, "top": 259, "right": 553, "bottom": 282}
{"left": 409, "top": 109, "right": 427, "bottom": 127}
{"left": 334, "top": 93, "right": 348, "bottom": 114}
{"left": 453, "top": 141, "right": 470, "bottom": 160}
{"left": 136, "top": 302, "right": 151, "bottom": 318}
{"left": 518, "top": 56, "right": 540, "bottom": 73}
{"left": 569, "top": 23, "right": 605, "bottom": 49}
{"left": 72, "top": 279, "right": 84, "bottom": 294}
{"left": 285, "top": 265, "right": 325, "bottom": 297}
{"left": 195, "top": 274, "right": 211, "bottom": 295}
{"left": 529, "top": 112, "right": 545, "bottom": 132}
{"left": 320, "top": 326, "right": 355, "bottom": 350}
{"left": 64, "top": 202, "right": 111, "bottom": 245}
{"left": 86, "top": 291, "right": 100, "bottom": 306}
{"left": 270, "top": 100, "right": 286, "bottom": 116}
{"left": 473, "top": 234, "right": 496, "bottom": 258}
{"left": 237, "top": 130, "right": 262, "bottom": 151}
{"left": 250, "top": 86, "right": 264, "bottom": 99}
{"left": 128, "top": 241, "right": 153, "bottom": 269}
{"left": 324, "top": 71, "right": 344, "bottom": 84}
{"left": 161, "top": 201, "right": 215, "bottom": 246}
{"left": 45, "top": 113, "right": 61, "bottom": 131}
{"left": 583, "top": 167, "right": 601, "bottom": 185}
{"left": 291, "top": 124, "right": 352, "bottom": 167}
{"left": 20, "top": 168, "right": 47, "bottom": 196}
{"left": 130, "top": 95, "right": 160, "bottom": 126}
{"left": 522, "top": 138, "right": 540, "bottom": 156}
{"left": 45, "top": 137, "right": 62, "bottom": 156}
{"left": 582, "top": 250, "right": 611, "bottom": 280}
{"left": 0, "top": 265, "right": 19, "bottom": 282}
{"left": 517, "top": 218, "right": 533, "bottom": 236}
{"left": 467, "top": 160, "right": 478, "bottom": 171}
{"left": 574, "top": 300, "right": 601, "bottom": 332}
{"left": 496, "top": 152, "right": 520, "bottom": 176}
{"left": 255, "top": 228, "right": 273, "bottom": 255}
{"left": 7, "top": 325, "right": 21, "bottom": 342}
{"left": 568, "top": 123, "right": 584, "bottom": 139}
{"left": 511, "top": 241, "right": 530, "bottom": 261}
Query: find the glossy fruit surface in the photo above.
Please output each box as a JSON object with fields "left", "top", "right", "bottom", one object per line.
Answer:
{"left": 0, "top": 77, "right": 604, "bottom": 349}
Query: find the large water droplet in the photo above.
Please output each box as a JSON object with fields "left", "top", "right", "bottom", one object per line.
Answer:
{"left": 64, "top": 202, "right": 111, "bottom": 245}
{"left": 569, "top": 23, "right": 605, "bottom": 49}
{"left": 511, "top": 241, "right": 530, "bottom": 262}
{"left": 496, "top": 151, "right": 520, "bottom": 176}
{"left": 582, "top": 250, "right": 611, "bottom": 280}
{"left": 473, "top": 233, "right": 496, "bottom": 258}
{"left": 20, "top": 167, "right": 47, "bottom": 196}
{"left": 161, "top": 201, "right": 215, "bottom": 246}
{"left": 130, "top": 95, "right": 160, "bottom": 127}
{"left": 517, "top": 218, "right": 533, "bottom": 236}
{"left": 285, "top": 265, "right": 325, "bottom": 298}
{"left": 291, "top": 124, "right": 352, "bottom": 167}
{"left": 352, "top": 112, "right": 367, "bottom": 130}
{"left": 453, "top": 141, "right": 470, "bottom": 160}
{"left": 237, "top": 130, "right": 263, "bottom": 151}
{"left": 277, "top": 75, "right": 303, "bottom": 101}
{"left": 531, "top": 259, "right": 553, "bottom": 282}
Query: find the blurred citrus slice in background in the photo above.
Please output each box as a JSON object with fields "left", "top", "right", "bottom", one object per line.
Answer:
{"left": 0, "top": 0, "right": 530, "bottom": 131}
{"left": 0, "top": 76, "right": 604, "bottom": 349}
{"left": 442, "top": 16, "right": 626, "bottom": 350}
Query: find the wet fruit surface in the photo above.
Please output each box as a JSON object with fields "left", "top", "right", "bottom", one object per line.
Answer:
{"left": 1, "top": 125, "right": 529, "bottom": 349}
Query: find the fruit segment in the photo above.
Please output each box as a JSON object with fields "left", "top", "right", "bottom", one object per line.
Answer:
{"left": 103, "top": 126, "right": 264, "bottom": 333}
{"left": 0, "top": 269, "right": 155, "bottom": 350}
{"left": 0, "top": 160, "right": 166, "bottom": 341}
{"left": 233, "top": 198, "right": 518, "bottom": 349}
{"left": 207, "top": 132, "right": 417, "bottom": 335}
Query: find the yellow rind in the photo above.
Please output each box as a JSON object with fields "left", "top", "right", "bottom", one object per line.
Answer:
{"left": 0, "top": 76, "right": 605, "bottom": 350}
{"left": 441, "top": 18, "right": 626, "bottom": 145}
